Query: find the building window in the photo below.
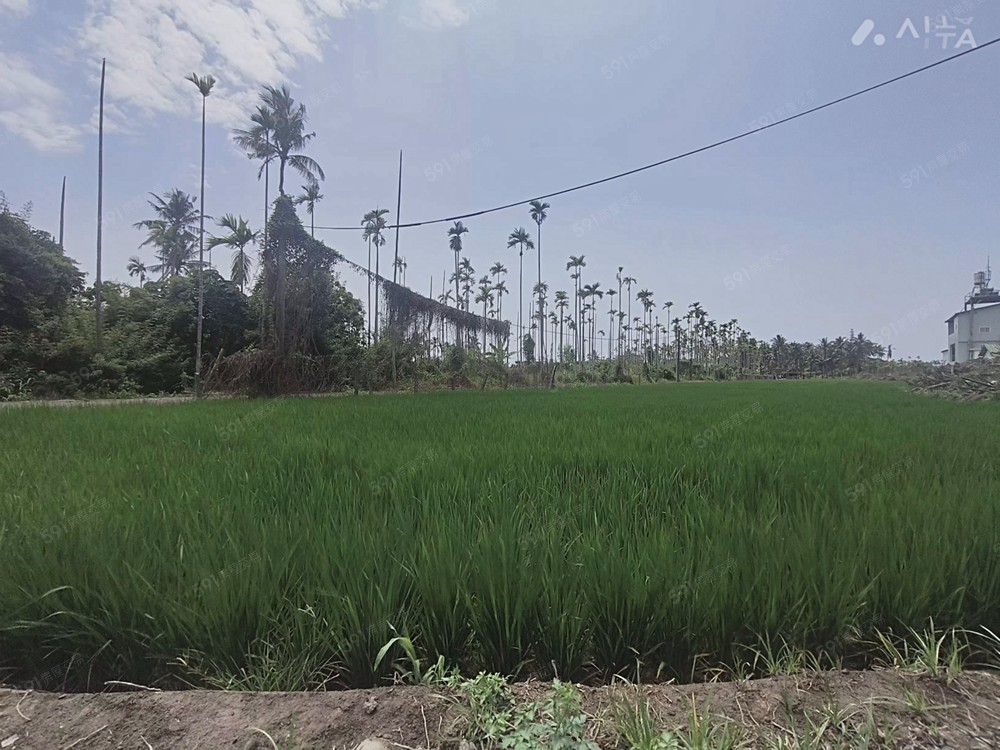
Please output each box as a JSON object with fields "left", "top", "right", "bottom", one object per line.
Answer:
{"left": 948, "top": 320, "right": 955, "bottom": 334}
{"left": 980, "top": 326, "right": 992, "bottom": 334}
{"left": 950, "top": 344, "right": 956, "bottom": 361}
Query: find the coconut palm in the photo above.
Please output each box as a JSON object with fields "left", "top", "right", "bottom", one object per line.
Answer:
{"left": 240, "top": 105, "right": 275, "bottom": 249}
{"left": 207, "top": 214, "right": 257, "bottom": 294}
{"left": 126, "top": 256, "right": 148, "bottom": 286}
{"left": 529, "top": 200, "right": 549, "bottom": 362}
{"left": 508, "top": 228, "right": 534, "bottom": 354}
{"left": 447, "top": 222, "right": 470, "bottom": 311}
{"left": 233, "top": 85, "right": 324, "bottom": 197}
{"left": 295, "top": 180, "right": 323, "bottom": 237}
{"left": 233, "top": 88, "right": 323, "bottom": 356}
{"left": 134, "top": 189, "right": 200, "bottom": 279}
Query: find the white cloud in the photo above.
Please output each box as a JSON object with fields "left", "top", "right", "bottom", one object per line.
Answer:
{"left": 0, "top": 0, "right": 480, "bottom": 152}
{"left": 0, "top": 52, "right": 81, "bottom": 152}
{"left": 74, "top": 0, "right": 375, "bottom": 131}
{"left": 0, "top": 0, "right": 32, "bottom": 17}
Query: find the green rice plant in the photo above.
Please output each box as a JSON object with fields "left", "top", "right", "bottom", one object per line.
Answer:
{"left": 1, "top": 382, "right": 999, "bottom": 689}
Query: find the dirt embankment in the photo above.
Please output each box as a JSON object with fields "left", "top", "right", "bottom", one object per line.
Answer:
{"left": 2, "top": 670, "right": 1000, "bottom": 749}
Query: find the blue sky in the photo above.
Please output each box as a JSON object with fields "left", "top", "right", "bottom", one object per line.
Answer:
{"left": 1, "top": 0, "right": 997, "bottom": 359}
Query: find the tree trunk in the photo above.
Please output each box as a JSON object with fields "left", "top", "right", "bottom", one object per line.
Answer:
{"left": 536, "top": 221, "right": 543, "bottom": 365}
{"left": 367, "top": 238, "right": 372, "bottom": 346}
{"left": 518, "top": 250, "right": 523, "bottom": 360}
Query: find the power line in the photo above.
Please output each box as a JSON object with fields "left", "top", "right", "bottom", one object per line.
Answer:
{"left": 315, "top": 38, "right": 998, "bottom": 233}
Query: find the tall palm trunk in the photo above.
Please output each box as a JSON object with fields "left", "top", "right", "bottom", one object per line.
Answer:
{"left": 374, "top": 239, "right": 380, "bottom": 344}
{"left": 518, "top": 250, "right": 524, "bottom": 360}
{"left": 627, "top": 293, "right": 632, "bottom": 356}
{"left": 194, "top": 92, "right": 207, "bottom": 397}
{"left": 260, "top": 136, "right": 269, "bottom": 344}
{"left": 366, "top": 237, "right": 372, "bottom": 345}
{"left": 535, "top": 220, "right": 543, "bottom": 365}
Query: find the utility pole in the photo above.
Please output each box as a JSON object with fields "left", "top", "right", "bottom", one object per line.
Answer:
{"left": 58, "top": 176, "right": 66, "bottom": 250}
{"left": 95, "top": 59, "right": 106, "bottom": 354}
{"left": 391, "top": 151, "right": 403, "bottom": 385}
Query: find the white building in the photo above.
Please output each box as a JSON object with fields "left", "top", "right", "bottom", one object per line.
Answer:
{"left": 943, "top": 267, "right": 1000, "bottom": 363}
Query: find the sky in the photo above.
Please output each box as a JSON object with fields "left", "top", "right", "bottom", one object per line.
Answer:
{"left": 1, "top": 0, "right": 998, "bottom": 360}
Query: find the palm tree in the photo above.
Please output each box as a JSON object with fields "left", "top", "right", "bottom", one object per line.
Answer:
{"left": 234, "top": 85, "right": 324, "bottom": 197}
{"left": 606, "top": 289, "right": 617, "bottom": 358}
{"left": 663, "top": 301, "right": 674, "bottom": 360}
{"left": 393, "top": 256, "right": 408, "bottom": 287}
{"left": 295, "top": 179, "right": 323, "bottom": 237}
{"left": 126, "top": 256, "right": 148, "bottom": 286}
{"left": 508, "top": 228, "right": 534, "bottom": 355}
{"left": 207, "top": 214, "right": 257, "bottom": 294}
{"left": 363, "top": 208, "right": 389, "bottom": 343}
{"left": 582, "top": 283, "right": 602, "bottom": 360}
{"left": 636, "top": 289, "right": 652, "bottom": 354}
{"left": 771, "top": 334, "right": 788, "bottom": 376}
{"left": 459, "top": 257, "right": 476, "bottom": 314}
{"left": 233, "top": 87, "right": 323, "bottom": 355}
{"left": 554, "top": 291, "right": 569, "bottom": 362}
{"left": 240, "top": 106, "right": 275, "bottom": 250}
{"left": 529, "top": 200, "right": 549, "bottom": 362}
{"left": 134, "top": 189, "right": 200, "bottom": 279}
{"left": 448, "top": 222, "right": 470, "bottom": 312}
{"left": 185, "top": 73, "right": 215, "bottom": 399}
{"left": 476, "top": 277, "right": 493, "bottom": 350}
{"left": 566, "top": 255, "right": 586, "bottom": 359}
{"left": 622, "top": 276, "right": 636, "bottom": 354}
{"left": 490, "top": 261, "right": 509, "bottom": 334}
{"left": 533, "top": 281, "right": 549, "bottom": 359}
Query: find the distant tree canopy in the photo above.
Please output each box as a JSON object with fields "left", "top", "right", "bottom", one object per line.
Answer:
{"left": 0, "top": 196, "right": 364, "bottom": 399}
{"left": 0, "top": 198, "right": 82, "bottom": 330}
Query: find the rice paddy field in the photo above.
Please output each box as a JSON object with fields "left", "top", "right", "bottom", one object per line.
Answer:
{"left": 1, "top": 380, "right": 999, "bottom": 692}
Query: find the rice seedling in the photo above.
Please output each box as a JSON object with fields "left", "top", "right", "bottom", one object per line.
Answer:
{"left": 1, "top": 381, "right": 999, "bottom": 690}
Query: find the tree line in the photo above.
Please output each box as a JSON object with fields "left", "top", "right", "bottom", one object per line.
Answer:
{"left": 0, "top": 77, "right": 892, "bottom": 399}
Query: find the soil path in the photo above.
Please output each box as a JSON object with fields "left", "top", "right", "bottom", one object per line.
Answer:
{"left": 2, "top": 670, "right": 999, "bottom": 749}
